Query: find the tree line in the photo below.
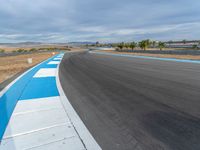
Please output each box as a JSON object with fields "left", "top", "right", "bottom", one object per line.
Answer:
{"left": 114, "top": 40, "right": 165, "bottom": 51}
{"left": 94, "top": 39, "right": 200, "bottom": 50}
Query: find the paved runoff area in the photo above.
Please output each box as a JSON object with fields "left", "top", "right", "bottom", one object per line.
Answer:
{"left": 0, "top": 53, "right": 101, "bottom": 150}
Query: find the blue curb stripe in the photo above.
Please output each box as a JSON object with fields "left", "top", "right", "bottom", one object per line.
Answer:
{"left": 0, "top": 54, "right": 62, "bottom": 140}
{"left": 19, "top": 77, "right": 59, "bottom": 100}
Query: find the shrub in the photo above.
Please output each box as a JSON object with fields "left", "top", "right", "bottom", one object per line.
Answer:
{"left": 17, "top": 49, "right": 24, "bottom": 53}
{"left": 0, "top": 49, "right": 5, "bottom": 53}
{"left": 30, "top": 48, "right": 37, "bottom": 52}
{"left": 192, "top": 44, "right": 198, "bottom": 49}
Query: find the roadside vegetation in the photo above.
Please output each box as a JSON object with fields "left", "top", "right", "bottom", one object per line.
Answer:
{"left": 114, "top": 39, "right": 164, "bottom": 51}
{"left": 0, "top": 46, "right": 71, "bottom": 55}
{"left": 158, "top": 42, "right": 165, "bottom": 51}
{"left": 192, "top": 44, "right": 198, "bottom": 49}
{"left": 138, "top": 40, "right": 151, "bottom": 50}
{"left": 12, "top": 47, "right": 71, "bottom": 53}
{"left": 89, "top": 40, "right": 200, "bottom": 60}
{"left": 0, "top": 49, "right": 5, "bottom": 53}
{"left": 87, "top": 39, "right": 200, "bottom": 52}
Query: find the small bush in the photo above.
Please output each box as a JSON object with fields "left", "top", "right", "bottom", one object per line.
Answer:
{"left": 0, "top": 49, "right": 5, "bottom": 53}
{"left": 192, "top": 45, "right": 198, "bottom": 49}
{"left": 17, "top": 49, "right": 25, "bottom": 53}
{"left": 30, "top": 48, "right": 37, "bottom": 52}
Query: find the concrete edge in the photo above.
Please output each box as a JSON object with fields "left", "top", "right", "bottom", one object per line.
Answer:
{"left": 56, "top": 53, "right": 102, "bottom": 150}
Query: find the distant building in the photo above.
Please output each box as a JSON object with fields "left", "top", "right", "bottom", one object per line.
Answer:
{"left": 165, "top": 40, "right": 200, "bottom": 48}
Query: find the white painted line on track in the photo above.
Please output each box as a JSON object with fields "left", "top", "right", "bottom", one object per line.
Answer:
{"left": 33, "top": 68, "right": 57, "bottom": 78}
{"left": 48, "top": 61, "right": 60, "bottom": 65}
{"left": 53, "top": 58, "right": 62, "bottom": 60}
{"left": 56, "top": 60, "right": 102, "bottom": 150}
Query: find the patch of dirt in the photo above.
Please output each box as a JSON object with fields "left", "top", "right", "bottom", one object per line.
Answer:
{"left": 0, "top": 52, "right": 58, "bottom": 83}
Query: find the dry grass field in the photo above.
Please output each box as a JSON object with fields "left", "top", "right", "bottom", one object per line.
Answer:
{"left": 0, "top": 45, "right": 84, "bottom": 52}
{"left": 0, "top": 52, "right": 58, "bottom": 83}
{"left": 0, "top": 45, "right": 66, "bottom": 52}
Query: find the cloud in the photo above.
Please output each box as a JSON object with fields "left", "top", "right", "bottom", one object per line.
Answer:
{"left": 0, "top": 0, "right": 200, "bottom": 42}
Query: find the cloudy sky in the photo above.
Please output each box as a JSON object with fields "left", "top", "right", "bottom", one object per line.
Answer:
{"left": 0, "top": 0, "right": 200, "bottom": 43}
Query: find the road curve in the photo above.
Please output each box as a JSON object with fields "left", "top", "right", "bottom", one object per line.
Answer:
{"left": 59, "top": 51, "right": 200, "bottom": 150}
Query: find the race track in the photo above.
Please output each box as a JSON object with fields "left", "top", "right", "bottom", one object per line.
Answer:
{"left": 59, "top": 52, "right": 200, "bottom": 150}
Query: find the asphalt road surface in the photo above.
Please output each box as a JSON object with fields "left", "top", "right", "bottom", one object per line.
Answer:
{"left": 59, "top": 51, "right": 200, "bottom": 150}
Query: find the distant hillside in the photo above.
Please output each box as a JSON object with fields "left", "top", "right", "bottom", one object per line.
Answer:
{"left": 67, "top": 41, "right": 96, "bottom": 46}
{"left": 0, "top": 42, "right": 68, "bottom": 48}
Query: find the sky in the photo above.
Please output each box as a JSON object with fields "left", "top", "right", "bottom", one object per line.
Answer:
{"left": 0, "top": 0, "right": 200, "bottom": 43}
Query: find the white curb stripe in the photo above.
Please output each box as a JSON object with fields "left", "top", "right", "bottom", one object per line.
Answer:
{"left": 53, "top": 58, "right": 62, "bottom": 60}
{"left": 33, "top": 68, "right": 57, "bottom": 78}
{"left": 48, "top": 61, "right": 60, "bottom": 65}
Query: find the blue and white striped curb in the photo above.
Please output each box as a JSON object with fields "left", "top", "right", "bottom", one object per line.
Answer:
{"left": 90, "top": 51, "right": 200, "bottom": 64}
{"left": 0, "top": 53, "right": 101, "bottom": 150}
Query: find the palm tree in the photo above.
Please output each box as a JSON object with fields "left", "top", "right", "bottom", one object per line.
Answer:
{"left": 139, "top": 41, "right": 145, "bottom": 50}
{"left": 129, "top": 42, "right": 137, "bottom": 50}
{"left": 139, "top": 40, "right": 150, "bottom": 50}
{"left": 124, "top": 43, "right": 130, "bottom": 49}
{"left": 158, "top": 42, "right": 165, "bottom": 50}
{"left": 117, "top": 42, "right": 124, "bottom": 50}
